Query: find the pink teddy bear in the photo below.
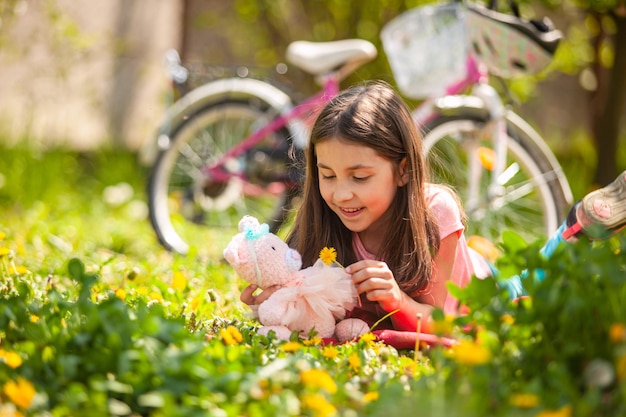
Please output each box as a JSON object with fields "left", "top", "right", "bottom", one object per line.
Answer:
{"left": 223, "top": 215, "right": 369, "bottom": 342}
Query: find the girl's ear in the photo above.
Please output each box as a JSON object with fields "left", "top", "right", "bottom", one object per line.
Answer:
{"left": 397, "top": 158, "right": 409, "bottom": 186}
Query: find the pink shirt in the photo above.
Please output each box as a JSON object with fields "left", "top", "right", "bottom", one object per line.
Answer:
{"left": 353, "top": 183, "right": 492, "bottom": 316}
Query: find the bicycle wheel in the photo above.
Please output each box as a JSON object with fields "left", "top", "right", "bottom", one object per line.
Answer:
{"left": 148, "top": 98, "right": 302, "bottom": 254}
{"left": 422, "top": 112, "right": 572, "bottom": 243}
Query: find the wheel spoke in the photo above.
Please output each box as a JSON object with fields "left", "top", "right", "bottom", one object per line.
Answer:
{"left": 149, "top": 100, "right": 298, "bottom": 254}
{"left": 423, "top": 116, "right": 568, "bottom": 242}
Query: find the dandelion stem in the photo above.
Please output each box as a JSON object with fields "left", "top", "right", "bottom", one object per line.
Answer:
{"left": 369, "top": 309, "right": 399, "bottom": 332}
{"left": 414, "top": 313, "right": 423, "bottom": 364}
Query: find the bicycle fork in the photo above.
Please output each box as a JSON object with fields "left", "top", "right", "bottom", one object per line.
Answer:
{"left": 466, "top": 81, "right": 510, "bottom": 214}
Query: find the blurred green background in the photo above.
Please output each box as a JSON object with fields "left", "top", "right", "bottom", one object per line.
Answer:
{"left": 0, "top": 0, "right": 624, "bottom": 228}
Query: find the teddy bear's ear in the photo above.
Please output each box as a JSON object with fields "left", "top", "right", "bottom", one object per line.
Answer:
{"left": 285, "top": 248, "right": 302, "bottom": 272}
{"left": 238, "top": 215, "right": 260, "bottom": 233}
{"left": 223, "top": 240, "right": 241, "bottom": 267}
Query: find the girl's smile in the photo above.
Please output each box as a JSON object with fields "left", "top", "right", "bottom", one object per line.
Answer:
{"left": 315, "top": 138, "right": 405, "bottom": 252}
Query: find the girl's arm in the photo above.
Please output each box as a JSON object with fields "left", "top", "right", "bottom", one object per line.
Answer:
{"left": 347, "top": 233, "right": 459, "bottom": 332}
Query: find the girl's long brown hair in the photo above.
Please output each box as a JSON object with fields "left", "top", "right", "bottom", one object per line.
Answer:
{"left": 286, "top": 81, "right": 441, "bottom": 294}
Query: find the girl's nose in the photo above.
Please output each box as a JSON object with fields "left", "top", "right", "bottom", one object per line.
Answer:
{"left": 333, "top": 180, "right": 353, "bottom": 201}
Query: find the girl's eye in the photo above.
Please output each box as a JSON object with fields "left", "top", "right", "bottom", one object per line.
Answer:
{"left": 320, "top": 174, "right": 335, "bottom": 180}
{"left": 353, "top": 176, "right": 370, "bottom": 182}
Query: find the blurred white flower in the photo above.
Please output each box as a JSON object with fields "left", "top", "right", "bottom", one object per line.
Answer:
{"left": 583, "top": 358, "right": 615, "bottom": 389}
{"left": 126, "top": 200, "right": 148, "bottom": 220}
{"left": 103, "top": 183, "right": 134, "bottom": 207}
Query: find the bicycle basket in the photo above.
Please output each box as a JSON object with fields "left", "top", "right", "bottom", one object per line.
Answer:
{"left": 381, "top": 2, "right": 468, "bottom": 99}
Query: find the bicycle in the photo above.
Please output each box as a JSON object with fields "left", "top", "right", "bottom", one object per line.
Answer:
{"left": 147, "top": 0, "right": 573, "bottom": 255}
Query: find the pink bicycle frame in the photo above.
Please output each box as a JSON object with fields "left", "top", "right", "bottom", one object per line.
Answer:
{"left": 204, "top": 54, "right": 489, "bottom": 189}
{"left": 202, "top": 77, "right": 340, "bottom": 185}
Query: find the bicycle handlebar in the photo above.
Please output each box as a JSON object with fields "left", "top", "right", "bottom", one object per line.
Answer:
{"left": 163, "top": 49, "right": 189, "bottom": 84}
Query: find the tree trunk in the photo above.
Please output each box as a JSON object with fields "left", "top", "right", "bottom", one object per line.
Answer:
{"left": 180, "top": 0, "right": 193, "bottom": 61}
{"left": 591, "top": 10, "right": 626, "bottom": 186}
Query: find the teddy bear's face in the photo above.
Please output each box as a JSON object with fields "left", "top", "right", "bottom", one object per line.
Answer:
{"left": 223, "top": 216, "right": 302, "bottom": 288}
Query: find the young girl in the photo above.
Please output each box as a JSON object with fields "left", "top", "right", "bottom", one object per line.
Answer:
{"left": 242, "top": 81, "right": 492, "bottom": 333}
{"left": 240, "top": 81, "right": 626, "bottom": 333}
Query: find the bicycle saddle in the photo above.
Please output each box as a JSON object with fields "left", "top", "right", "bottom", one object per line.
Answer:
{"left": 286, "top": 39, "right": 377, "bottom": 77}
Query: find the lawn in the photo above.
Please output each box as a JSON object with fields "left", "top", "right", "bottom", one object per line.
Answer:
{"left": 0, "top": 145, "right": 625, "bottom": 416}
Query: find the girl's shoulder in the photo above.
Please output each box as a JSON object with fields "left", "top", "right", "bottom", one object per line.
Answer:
{"left": 424, "top": 183, "right": 464, "bottom": 224}
{"left": 424, "top": 182, "right": 460, "bottom": 206}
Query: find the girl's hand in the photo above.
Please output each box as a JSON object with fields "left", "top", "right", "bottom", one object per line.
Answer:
{"left": 346, "top": 260, "right": 404, "bottom": 312}
{"left": 240, "top": 284, "right": 279, "bottom": 306}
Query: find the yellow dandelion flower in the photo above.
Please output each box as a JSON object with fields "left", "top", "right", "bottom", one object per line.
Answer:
{"left": 431, "top": 314, "right": 455, "bottom": 335}
{"left": 364, "top": 391, "right": 379, "bottom": 403}
{"left": 535, "top": 405, "right": 572, "bottom": 417}
{"left": 220, "top": 326, "right": 243, "bottom": 345}
{"left": 0, "top": 232, "right": 6, "bottom": 240}
{"left": 280, "top": 341, "right": 301, "bottom": 352}
{"left": 467, "top": 234, "right": 500, "bottom": 262}
{"left": 301, "top": 369, "right": 337, "bottom": 394}
{"left": 190, "top": 295, "right": 201, "bottom": 311}
{"left": 510, "top": 393, "right": 540, "bottom": 408}
{"left": 322, "top": 345, "right": 339, "bottom": 359}
{"left": 402, "top": 360, "right": 418, "bottom": 376}
{"left": 115, "top": 288, "right": 127, "bottom": 300}
{"left": 501, "top": 314, "right": 515, "bottom": 325}
{"left": 360, "top": 332, "right": 377, "bottom": 344}
{"left": 137, "top": 286, "right": 149, "bottom": 295}
{"left": 172, "top": 271, "right": 187, "bottom": 291}
{"left": 609, "top": 323, "right": 626, "bottom": 343}
{"left": 477, "top": 147, "right": 496, "bottom": 171}
{"left": 149, "top": 291, "right": 163, "bottom": 302}
{"left": 303, "top": 337, "right": 323, "bottom": 346}
{"left": 348, "top": 352, "right": 361, "bottom": 371}
{"left": 319, "top": 247, "right": 337, "bottom": 265}
{"left": 0, "top": 247, "right": 10, "bottom": 256}
{"left": 448, "top": 339, "right": 492, "bottom": 366}
{"left": 30, "top": 314, "right": 40, "bottom": 323}
{"left": 10, "top": 265, "right": 28, "bottom": 275}
{"left": 3, "top": 378, "right": 36, "bottom": 410}
{"left": 0, "top": 350, "right": 22, "bottom": 369}
{"left": 301, "top": 393, "right": 337, "bottom": 417}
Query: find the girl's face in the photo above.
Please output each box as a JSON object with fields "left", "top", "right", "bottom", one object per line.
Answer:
{"left": 315, "top": 138, "right": 406, "bottom": 241}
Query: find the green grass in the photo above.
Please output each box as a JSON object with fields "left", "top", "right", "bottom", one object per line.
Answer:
{"left": 1, "top": 145, "right": 625, "bottom": 416}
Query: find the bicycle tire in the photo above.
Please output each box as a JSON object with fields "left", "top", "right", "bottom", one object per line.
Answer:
{"left": 422, "top": 112, "right": 572, "bottom": 243}
{"left": 148, "top": 98, "right": 302, "bottom": 254}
